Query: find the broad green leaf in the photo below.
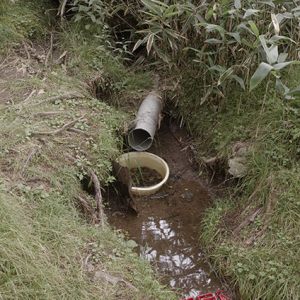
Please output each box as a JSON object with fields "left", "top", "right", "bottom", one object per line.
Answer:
{"left": 205, "top": 38, "right": 223, "bottom": 44}
{"left": 227, "top": 32, "right": 241, "bottom": 43}
{"left": 248, "top": 21, "right": 259, "bottom": 37}
{"left": 243, "top": 9, "right": 260, "bottom": 19}
{"left": 126, "top": 240, "right": 138, "bottom": 248}
{"left": 205, "top": 9, "right": 214, "bottom": 20}
{"left": 141, "top": 0, "right": 162, "bottom": 16}
{"left": 232, "top": 75, "right": 245, "bottom": 90}
{"left": 278, "top": 53, "right": 288, "bottom": 63}
{"left": 286, "top": 86, "right": 300, "bottom": 95}
{"left": 276, "top": 78, "right": 289, "bottom": 94}
{"left": 164, "top": 4, "right": 177, "bottom": 14}
{"left": 150, "top": 0, "right": 168, "bottom": 8}
{"left": 237, "top": 23, "right": 255, "bottom": 35}
{"left": 242, "top": 38, "right": 254, "bottom": 49}
{"left": 195, "top": 13, "right": 207, "bottom": 23}
{"left": 259, "top": 0, "right": 275, "bottom": 7}
{"left": 164, "top": 11, "right": 179, "bottom": 18}
{"left": 250, "top": 62, "right": 273, "bottom": 91}
{"left": 269, "top": 35, "right": 296, "bottom": 44}
{"left": 259, "top": 35, "right": 278, "bottom": 64}
{"left": 218, "top": 67, "right": 234, "bottom": 86}
{"left": 273, "top": 61, "right": 300, "bottom": 70}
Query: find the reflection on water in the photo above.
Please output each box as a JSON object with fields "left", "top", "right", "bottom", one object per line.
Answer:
{"left": 108, "top": 179, "right": 223, "bottom": 299}
{"left": 139, "top": 216, "right": 221, "bottom": 298}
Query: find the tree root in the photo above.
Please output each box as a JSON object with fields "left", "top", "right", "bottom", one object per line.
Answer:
{"left": 65, "top": 153, "right": 105, "bottom": 228}
{"left": 90, "top": 170, "right": 105, "bottom": 228}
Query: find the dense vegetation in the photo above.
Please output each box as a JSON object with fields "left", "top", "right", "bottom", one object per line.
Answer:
{"left": 2, "top": 0, "right": 300, "bottom": 299}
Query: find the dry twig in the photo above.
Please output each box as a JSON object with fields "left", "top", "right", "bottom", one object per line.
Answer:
{"left": 45, "top": 32, "right": 54, "bottom": 68}
{"left": 67, "top": 127, "right": 96, "bottom": 137}
{"left": 31, "top": 115, "right": 86, "bottom": 136}
{"left": 20, "top": 148, "right": 38, "bottom": 177}
{"left": 90, "top": 170, "right": 105, "bottom": 228}
{"left": 93, "top": 271, "right": 139, "bottom": 292}
{"left": 30, "top": 92, "right": 84, "bottom": 107}
{"left": 231, "top": 207, "right": 263, "bottom": 240}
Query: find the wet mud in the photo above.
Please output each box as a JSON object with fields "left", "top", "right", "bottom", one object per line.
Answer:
{"left": 107, "top": 117, "right": 226, "bottom": 298}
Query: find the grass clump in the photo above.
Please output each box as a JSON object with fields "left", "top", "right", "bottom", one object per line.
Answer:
{"left": 0, "top": 0, "right": 54, "bottom": 47}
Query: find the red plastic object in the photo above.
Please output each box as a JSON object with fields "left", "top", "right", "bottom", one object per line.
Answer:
{"left": 182, "top": 290, "right": 230, "bottom": 300}
{"left": 196, "top": 294, "right": 217, "bottom": 300}
{"left": 216, "top": 290, "right": 230, "bottom": 300}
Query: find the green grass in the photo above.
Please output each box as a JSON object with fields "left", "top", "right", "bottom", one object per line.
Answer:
{"left": 0, "top": 0, "right": 54, "bottom": 47}
{"left": 176, "top": 66, "right": 300, "bottom": 299}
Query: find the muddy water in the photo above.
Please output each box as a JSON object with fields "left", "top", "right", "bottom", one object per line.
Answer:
{"left": 108, "top": 118, "right": 225, "bottom": 298}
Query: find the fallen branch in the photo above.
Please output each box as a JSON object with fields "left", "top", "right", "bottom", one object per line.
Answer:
{"left": 231, "top": 207, "right": 263, "bottom": 239}
{"left": 30, "top": 92, "right": 84, "bottom": 107}
{"left": 20, "top": 148, "right": 38, "bottom": 177}
{"left": 23, "top": 89, "right": 36, "bottom": 103}
{"left": 45, "top": 32, "right": 54, "bottom": 68}
{"left": 90, "top": 170, "right": 105, "bottom": 228}
{"left": 67, "top": 127, "right": 96, "bottom": 137}
{"left": 31, "top": 115, "right": 86, "bottom": 136}
{"left": 93, "top": 271, "right": 139, "bottom": 293}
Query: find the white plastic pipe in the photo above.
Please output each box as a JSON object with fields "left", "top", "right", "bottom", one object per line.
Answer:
{"left": 128, "top": 92, "right": 162, "bottom": 151}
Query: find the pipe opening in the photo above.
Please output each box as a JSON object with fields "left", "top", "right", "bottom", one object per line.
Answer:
{"left": 128, "top": 128, "right": 153, "bottom": 151}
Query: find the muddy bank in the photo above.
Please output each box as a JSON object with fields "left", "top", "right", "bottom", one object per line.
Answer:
{"left": 107, "top": 117, "right": 230, "bottom": 298}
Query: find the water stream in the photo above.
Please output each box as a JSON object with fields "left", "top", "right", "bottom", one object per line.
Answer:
{"left": 107, "top": 118, "right": 226, "bottom": 299}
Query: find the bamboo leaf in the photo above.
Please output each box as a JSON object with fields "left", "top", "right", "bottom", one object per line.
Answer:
{"left": 248, "top": 21, "right": 259, "bottom": 37}
{"left": 218, "top": 67, "right": 234, "bottom": 86}
{"left": 250, "top": 62, "right": 273, "bottom": 91}
{"left": 242, "top": 38, "right": 254, "bottom": 49}
{"left": 278, "top": 53, "right": 288, "bottom": 63}
{"left": 286, "top": 86, "right": 300, "bottom": 95}
{"left": 205, "top": 38, "right": 223, "bottom": 44}
{"left": 273, "top": 61, "right": 300, "bottom": 70}
{"left": 146, "top": 33, "right": 155, "bottom": 54}
{"left": 141, "top": 0, "right": 162, "bottom": 16}
{"left": 227, "top": 32, "right": 241, "bottom": 43}
{"left": 232, "top": 75, "right": 245, "bottom": 90}
{"left": 243, "top": 9, "right": 260, "bottom": 19}
{"left": 133, "top": 39, "right": 144, "bottom": 52}
{"left": 201, "top": 87, "right": 213, "bottom": 105}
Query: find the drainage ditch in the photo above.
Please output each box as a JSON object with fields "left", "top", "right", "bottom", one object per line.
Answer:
{"left": 106, "top": 117, "right": 229, "bottom": 299}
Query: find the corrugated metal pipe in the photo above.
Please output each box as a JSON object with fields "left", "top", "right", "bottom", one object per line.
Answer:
{"left": 128, "top": 92, "right": 162, "bottom": 151}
